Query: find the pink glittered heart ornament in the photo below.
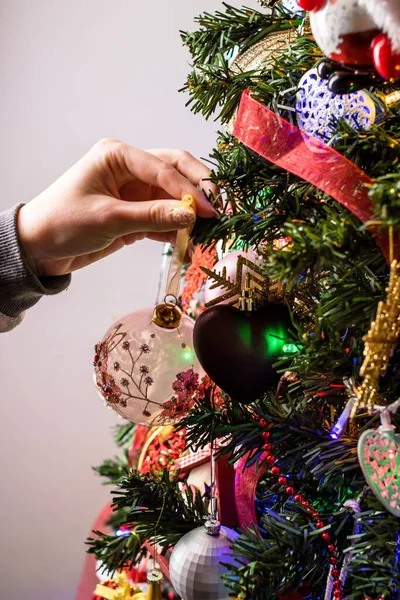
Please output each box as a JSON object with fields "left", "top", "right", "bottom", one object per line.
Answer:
{"left": 358, "top": 425, "right": 400, "bottom": 517}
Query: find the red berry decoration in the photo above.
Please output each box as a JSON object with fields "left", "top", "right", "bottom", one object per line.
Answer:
{"left": 372, "top": 34, "right": 400, "bottom": 81}
{"left": 321, "top": 532, "right": 330, "bottom": 542}
{"left": 271, "top": 465, "right": 280, "bottom": 476}
{"left": 331, "top": 569, "right": 339, "bottom": 578}
{"left": 296, "top": 0, "right": 326, "bottom": 10}
{"left": 278, "top": 476, "right": 287, "bottom": 485}
{"left": 286, "top": 486, "right": 295, "bottom": 495}
{"left": 316, "top": 520, "right": 325, "bottom": 528}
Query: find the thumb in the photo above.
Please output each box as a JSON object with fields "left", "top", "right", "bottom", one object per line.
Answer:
{"left": 110, "top": 198, "right": 196, "bottom": 236}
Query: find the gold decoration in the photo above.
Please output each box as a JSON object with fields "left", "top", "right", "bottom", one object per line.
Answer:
{"left": 94, "top": 572, "right": 142, "bottom": 600}
{"left": 230, "top": 31, "right": 293, "bottom": 75}
{"left": 226, "top": 30, "right": 294, "bottom": 134}
{"left": 201, "top": 255, "right": 281, "bottom": 308}
{"left": 152, "top": 194, "right": 197, "bottom": 329}
{"left": 152, "top": 300, "right": 182, "bottom": 329}
{"left": 146, "top": 569, "right": 163, "bottom": 600}
{"left": 352, "top": 260, "right": 400, "bottom": 419}
{"left": 238, "top": 272, "right": 258, "bottom": 311}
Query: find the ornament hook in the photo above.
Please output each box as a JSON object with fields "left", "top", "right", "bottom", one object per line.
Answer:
{"left": 152, "top": 195, "right": 196, "bottom": 329}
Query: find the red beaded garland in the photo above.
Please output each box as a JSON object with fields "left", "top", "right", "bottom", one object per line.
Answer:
{"left": 331, "top": 569, "right": 339, "bottom": 579}
{"left": 256, "top": 414, "right": 342, "bottom": 594}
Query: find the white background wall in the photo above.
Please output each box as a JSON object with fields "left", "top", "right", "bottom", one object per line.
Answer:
{"left": 0, "top": 1, "right": 258, "bottom": 598}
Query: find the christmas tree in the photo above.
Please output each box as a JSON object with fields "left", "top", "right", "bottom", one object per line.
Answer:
{"left": 86, "top": 2, "right": 400, "bottom": 599}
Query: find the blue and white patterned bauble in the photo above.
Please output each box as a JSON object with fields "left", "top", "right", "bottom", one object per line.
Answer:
{"left": 280, "top": 0, "right": 305, "bottom": 16}
{"left": 296, "top": 68, "right": 376, "bottom": 141}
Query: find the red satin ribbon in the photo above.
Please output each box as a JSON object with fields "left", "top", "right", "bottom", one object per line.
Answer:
{"left": 233, "top": 89, "right": 396, "bottom": 264}
{"left": 235, "top": 452, "right": 267, "bottom": 531}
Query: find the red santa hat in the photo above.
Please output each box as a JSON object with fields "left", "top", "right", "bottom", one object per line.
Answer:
{"left": 360, "top": 0, "right": 400, "bottom": 52}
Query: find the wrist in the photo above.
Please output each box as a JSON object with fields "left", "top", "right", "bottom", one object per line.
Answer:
{"left": 16, "top": 204, "right": 45, "bottom": 277}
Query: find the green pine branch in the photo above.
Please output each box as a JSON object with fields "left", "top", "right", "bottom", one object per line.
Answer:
{"left": 93, "top": 452, "right": 130, "bottom": 486}
{"left": 86, "top": 469, "right": 208, "bottom": 573}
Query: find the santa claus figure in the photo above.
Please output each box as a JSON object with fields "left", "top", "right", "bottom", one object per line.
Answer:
{"left": 296, "top": 0, "right": 400, "bottom": 91}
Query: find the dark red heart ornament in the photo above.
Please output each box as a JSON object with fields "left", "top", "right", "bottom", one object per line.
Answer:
{"left": 193, "top": 303, "right": 293, "bottom": 404}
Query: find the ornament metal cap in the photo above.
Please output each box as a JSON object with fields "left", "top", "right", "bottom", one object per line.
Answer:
{"left": 204, "top": 518, "right": 221, "bottom": 536}
{"left": 147, "top": 568, "right": 163, "bottom": 583}
{"left": 152, "top": 295, "right": 182, "bottom": 329}
{"left": 238, "top": 272, "right": 257, "bottom": 312}
{"left": 147, "top": 568, "right": 163, "bottom": 600}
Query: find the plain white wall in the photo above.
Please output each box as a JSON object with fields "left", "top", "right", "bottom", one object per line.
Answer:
{"left": 0, "top": 1, "right": 258, "bottom": 598}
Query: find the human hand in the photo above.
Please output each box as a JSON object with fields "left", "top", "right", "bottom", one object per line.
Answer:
{"left": 17, "top": 138, "right": 219, "bottom": 277}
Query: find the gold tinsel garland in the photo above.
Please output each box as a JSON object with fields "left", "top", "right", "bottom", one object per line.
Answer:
{"left": 352, "top": 260, "right": 400, "bottom": 418}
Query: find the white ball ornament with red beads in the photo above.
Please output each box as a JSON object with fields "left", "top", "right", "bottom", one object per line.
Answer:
{"left": 296, "top": 0, "right": 400, "bottom": 82}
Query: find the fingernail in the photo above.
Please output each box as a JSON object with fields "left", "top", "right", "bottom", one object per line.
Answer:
{"left": 171, "top": 205, "right": 196, "bottom": 226}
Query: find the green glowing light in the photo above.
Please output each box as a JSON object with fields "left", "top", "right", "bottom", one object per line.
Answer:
{"left": 182, "top": 347, "right": 194, "bottom": 361}
{"left": 238, "top": 322, "right": 252, "bottom": 348}
{"left": 263, "top": 326, "right": 287, "bottom": 357}
{"left": 283, "top": 343, "right": 302, "bottom": 354}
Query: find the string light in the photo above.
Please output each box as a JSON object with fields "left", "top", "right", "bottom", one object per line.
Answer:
{"left": 384, "top": 90, "right": 400, "bottom": 106}
{"left": 330, "top": 398, "right": 355, "bottom": 440}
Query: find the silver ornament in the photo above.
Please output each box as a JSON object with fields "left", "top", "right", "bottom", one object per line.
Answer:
{"left": 169, "top": 524, "right": 239, "bottom": 600}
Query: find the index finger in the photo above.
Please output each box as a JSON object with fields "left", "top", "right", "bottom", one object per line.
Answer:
{"left": 103, "top": 142, "right": 218, "bottom": 219}
{"left": 148, "top": 149, "right": 220, "bottom": 204}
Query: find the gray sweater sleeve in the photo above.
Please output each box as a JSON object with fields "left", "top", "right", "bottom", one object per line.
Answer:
{"left": 0, "top": 205, "right": 71, "bottom": 332}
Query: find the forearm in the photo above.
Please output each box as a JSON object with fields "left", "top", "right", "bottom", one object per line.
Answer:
{"left": 0, "top": 205, "right": 70, "bottom": 332}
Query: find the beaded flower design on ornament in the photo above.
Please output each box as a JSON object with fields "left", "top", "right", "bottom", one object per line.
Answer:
{"left": 94, "top": 324, "right": 157, "bottom": 419}
{"left": 161, "top": 369, "right": 226, "bottom": 421}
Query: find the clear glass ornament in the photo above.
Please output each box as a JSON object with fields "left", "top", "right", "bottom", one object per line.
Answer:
{"left": 94, "top": 306, "right": 201, "bottom": 426}
{"left": 93, "top": 195, "right": 202, "bottom": 426}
